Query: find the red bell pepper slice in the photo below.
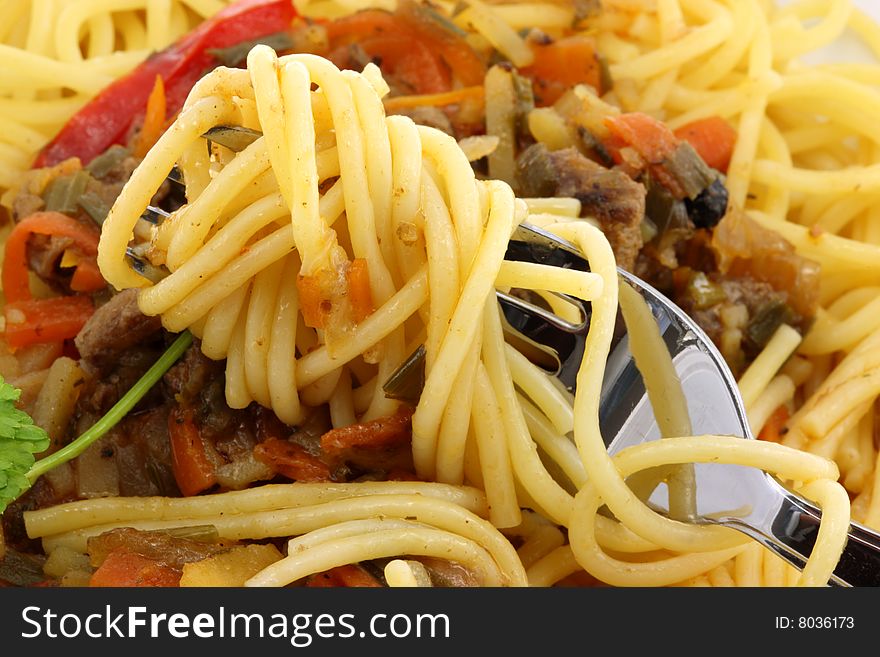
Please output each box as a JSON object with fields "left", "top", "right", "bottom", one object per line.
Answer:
{"left": 33, "top": 0, "right": 298, "bottom": 168}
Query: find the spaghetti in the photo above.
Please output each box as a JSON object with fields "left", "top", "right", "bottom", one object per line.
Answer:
{"left": 3, "top": 0, "right": 880, "bottom": 588}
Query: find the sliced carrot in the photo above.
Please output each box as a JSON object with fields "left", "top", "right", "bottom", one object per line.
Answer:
{"left": 382, "top": 85, "right": 485, "bottom": 113}
{"left": 168, "top": 407, "right": 217, "bottom": 497}
{"left": 296, "top": 273, "right": 327, "bottom": 329}
{"left": 69, "top": 257, "right": 105, "bottom": 293}
{"left": 90, "top": 549, "right": 181, "bottom": 587}
{"left": 521, "top": 36, "right": 603, "bottom": 106}
{"left": 4, "top": 296, "right": 94, "bottom": 349}
{"left": 321, "top": 406, "right": 414, "bottom": 456}
{"left": 758, "top": 405, "right": 790, "bottom": 443}
{"left": 253, "top": 437, "right": 333, "bottom": 482}
{"left": 132, "top": 75, "right": 166, "bottom": 158}
{"left": 674, "top": 116, "right": 737, "bottom": 173}
{"left": 306, "top": 565, "right": 382, "bottom": 588}
{"left": 346, "top": 258, "right": 373, "bottom": 323}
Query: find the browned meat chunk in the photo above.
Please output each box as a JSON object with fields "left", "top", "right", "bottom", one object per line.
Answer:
{"left": 27, "top": 234, "right": 73, "bottom": 280}
{"left": 517, "top": 145, "right": 646, "bottom": 270}
{"left": 74, "top": 289, "right": 163, "bottom": 371}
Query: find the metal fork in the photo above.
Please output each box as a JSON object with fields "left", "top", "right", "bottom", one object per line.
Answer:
{"left": 500, "top": 221, "right": 880, "bottom": 587}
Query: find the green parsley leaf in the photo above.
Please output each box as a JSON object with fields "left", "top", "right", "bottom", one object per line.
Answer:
{"left": 0, "top": 378, "right": 50, "bottom": 513}
{"left": 0, "top": 330, "right": 193, "bottom": 515}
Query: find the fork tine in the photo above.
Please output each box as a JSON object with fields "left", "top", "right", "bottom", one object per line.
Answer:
{"left": 508, "top": 222, "right": 589, "bottom": 272}
{"left": 125, "top": 247, "right": 169, "bottom": 283}
{"left": 141, "top": 205, "right": 170, "bottom": 225}
{"left": 496, "top": 292, "right": 586, "bottom": 391}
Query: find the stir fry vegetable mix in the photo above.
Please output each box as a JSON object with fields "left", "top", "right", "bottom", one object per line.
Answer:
{"left": 0, "top": 0, "right": 821, "bottom": 586}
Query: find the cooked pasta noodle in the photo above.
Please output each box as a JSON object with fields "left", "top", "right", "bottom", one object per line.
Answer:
{"left": 6, "top": 0, "right": 880, "bottom": 589}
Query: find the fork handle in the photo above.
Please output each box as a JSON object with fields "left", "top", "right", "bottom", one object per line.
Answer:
{"left": 740, "top": 488, "right": 880, "bottom": 587}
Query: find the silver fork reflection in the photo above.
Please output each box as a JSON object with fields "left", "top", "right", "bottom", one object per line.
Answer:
{"left": 499, "top": 221, "right": 880, "bottom": 587}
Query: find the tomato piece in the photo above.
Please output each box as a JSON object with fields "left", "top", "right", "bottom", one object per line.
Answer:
{"left": 358, "top": 34, "right": 451, "bottom": 94}
{"left": 674, "top": 116, "right": 738, "bottom": 173}
{"left": 604, "top": 112, "right": 679, "bottom": 165}
{"left": 325, "top": 8, "right": 456, "bottom": 94}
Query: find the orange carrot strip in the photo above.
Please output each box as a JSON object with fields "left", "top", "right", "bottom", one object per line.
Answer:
{"left": 758, "top": 405, "right": 790, "bottom": 443}
{"left": 346, "top": 258, "right": 374, "bottom": 323}
{"left": 133, "top": 75, "right": 167, "bottom": 158}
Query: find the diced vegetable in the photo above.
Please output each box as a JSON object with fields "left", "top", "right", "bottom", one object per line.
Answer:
{"left": 168, "top": 407, "right": 218, "bottom": 497}
{"left": 605, "top": 112, "right": 678, "bottom": 166}
{"left": 77, "top": 192, "right": 111, "bottom": 225}
{"left": 685, "top": 271, "right": 727, "bottom": 310}
{"left": 326, "top": 11, "right": 450, "bottom": 94}
{"left": 42, "top": 546, "right": 91, "bottom": 579}
{"left": 346, "top": 258, "right": 374, "bottom": 323}
{"left": 674, "top": 116, "right": 737, "bottom": 173}
{"left": 326, "top": 3, "right": 486, "bottom": 93}
{"left": 521, "top": 36, "right": 603, "bottom": 106}
{"left": 31, "top": 356, "right": 84, "bottom": 444}
{"left": 745, "top": 302, "right": 794, "bottom": 351}
{"left": 42, "top": 170, "right": 92, "bottom": 215}
{"left": 85, "top": 145, "right": 130, "bottom": 179}
{"left": 0, "top": 547, "right": 47, "bottom": 587}
{"left": 180, "top": 544, "right": 282, "bottom": 587}
{"left": 89, "top": 550, "right": 181, "bottom": 587}
{"left": 485, "top": 65, "right": 519, "bottom": 187}
{"left": 660, "top": 143, "right": 718, "bottom": 199}
{"left": 382, "top": 344, "right": 426, "bottom": 404}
